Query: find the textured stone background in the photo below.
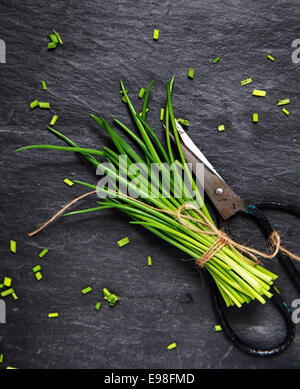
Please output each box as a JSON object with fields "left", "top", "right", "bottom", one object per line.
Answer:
{"left": 0, "top": 0, "right": 300, "bottom": 369}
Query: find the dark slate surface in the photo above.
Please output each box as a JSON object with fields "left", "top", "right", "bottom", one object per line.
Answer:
{"left": 0, "top": 0, "right": 300, "bottom": 369}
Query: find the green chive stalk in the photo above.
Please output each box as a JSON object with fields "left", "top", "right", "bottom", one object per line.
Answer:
{"left": 15, "top": 77, "right": 278, "bottom": 308}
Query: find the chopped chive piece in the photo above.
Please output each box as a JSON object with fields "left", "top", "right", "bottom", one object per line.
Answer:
{"left": 240, "top": 78, "right": 253, "bottom": 86}
{"left": 30, "top": 99, "right": 39, "bottom": 110}
{"left": 39, "top": 102, "right": 51, "bottom": 109}
{"left": 50, "top": 115, "right": 58, "bottom": 126}
{"left": 277, "top": 98, "right": 290, "bottom": 106}
{"left": 252, "top": 113, "right": 259, "bottom": 123}
{"left": 39, "top": 248, "right": 49, "bottom": 258}
{"left": 212, "top": 57, "right": 220, "bottom": 64}
{"left": 122, "top": 96, "right": 128, "bottom": 103}
{"left": 120, "top": 89, "right": 128, "bottom": 95}
{"left": 0, "top": 284, "right": 3, "bottom": 289}
{"left": 177, "top": 118, "right": 190, "bottom": 126}
{"left": 3, "top": 277, "right": 12, "bottom": 287}
{"left": 138, "top": 88, "right": 146, "bottom": 99}
{"left": 252, "top": 89, "right": 267, "bottom": 97}
{"left": 103, "top": 288, "right": 110, "bottom": 297}
{"left": 274, "top": 286, "right": 280, "bottom": 294}
{"left": 48, "top": 312, "right": 59, "bottom": 318}
{"left": 267, "top": 54, "right": 275, "bottom": 62}
{"left": 64, "top": 178, "right": 74, "bottom": 187}
{"left": 94, "top": 301, "right": 101, "bottom": 311}
{"left": 218, "top": 124, "right": 225, "bottom": 132}
{"left": 188, "top": 67, "right": 195, "bottom": 79}
{"left": 6, "top": 367, "right": 18, "bottom": 369}
{"left": 81, "top": 286, "right": 93, "bottom": 295}
{"left": 12, "top": 293, "right": 18, "bottom": 300}
{"left": 167, "top": 342, "right": 177, "bottom": 350}
{"left": 103, "top": 288, "right": 120, "bottom": 306}
{"left": 1, "top": 288, "right": 14, "bottom": 297}
{"left": 153, "top": 29, "right": 159, "bottom": 40}
{"left": 147, "top": 256, "right": 152, "bottom": 266}
{"left": 10, "top": 240, "right": 16, "bottom": 254}
{"left": 53, "top": 30, "right": 63, "bottom": 45}
{"left": 49, "top": 34, "right": 59, "bottom": 43}
{"left": 117, "top": 236, "right": 130, "bottom": 248}
{"left": 214, "top": 325, "right": 222, "bottom": 332}
{"left": 0, "top": 354, "right": 3, "bottom": 363}
{"left": 160, "top": 108, "right": 164, "bottom": 121}
{"left": 282, "top": 108, "right": 290, "bottom": 116}
{"left": 41, "top": 81, "right": 47, "bottom": 90}
{"left": 35, "top": 271, "right": 43, "bottom": 281}
{"left": 33, "top": 265, "right": 41, "bottom": 273}
{"left": 47, "top": 42, "right": 57, "bottom": 50}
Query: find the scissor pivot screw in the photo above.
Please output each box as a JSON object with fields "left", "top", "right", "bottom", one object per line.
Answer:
{"left": 216, "top": 188, "right": 223, "bottom": 195}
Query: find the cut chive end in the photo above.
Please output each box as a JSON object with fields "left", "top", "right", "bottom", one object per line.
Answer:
{"left": 252, "top": 113, "right": 259, "bottom": 123}
{"left": 240, "top": 78, "right": 253, "bottom": 86}
{"left": 214, "top": 325, "right": 222, "bottom": 332}
{"left": 3, "top": 277, "right": 12, "bottom": 287}
{"left": 187, "top": 67, "right": 195, "bottom": 79}
{"left": 138, "top": 88, "right": 146, "bottom": 99}
{"left": 39, "top": 248, "right": 49, "bottom": 258}
{"left": 177, "top": 118, "right": 190, "bottom": 127}
{"left": 153, "top": 29, "right": 159, "bottom": 40}
{"left": 47, "top": 42, "right": 57, "bottom": 50}
{"left": 50, "top": 115, "right": 58, "bottom": 126}
{"left": 277, "top": 98, "right": 290, "bottom": 106}
{"left": 39, "top": 102, "right": 51, "bottom": 109}
{"left": 1, "top": 288, "right": 14, "bottom": 297}
{"left": 81, "top": 286, "right": 93, "bottom": 295}
{"left": 10, "top": 240, "right": 16, "bottom": 254}
{"left": 64, "top": 178, "right": 74, "bottom": 187}
{"left": 48, "top": 312, "right": 59, "bottom": 318}
{"left": 103, "top": 288, "right": 120, "bottom": 306}
{"left": 30, "top": 99, "right": 39, "bottom": 110}
{"left": 252, "top": 89, "right": 267, "bottom": 97}
{"left": 160, "top": 108, "right": 164, "bottom": 121}
{"left": 35, "top": 272, "right": 43, "bottom": 281}
{"left": 53, "top": 30, "right": 63, "bottom": 45}
{"left": 33, "top": 265, "right": 42, "bottom": 273}
{"left": 282, "top": 108, "right": 290, "bottom": 116}
{"left": 167, "top": 342, "right": 177, "bottom": 350}
{"left": 117, "top": 237, "right": 130, "bottom": 248}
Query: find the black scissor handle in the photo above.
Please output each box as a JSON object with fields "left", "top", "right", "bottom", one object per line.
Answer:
{"left": 208, "top": 204, "right": 297, "bottom": 357}
{"left": 206, "top": 271, "right": 295, "bottom": 357}
{"left": 253, "top": 201, "right": 300, "bottom": 294}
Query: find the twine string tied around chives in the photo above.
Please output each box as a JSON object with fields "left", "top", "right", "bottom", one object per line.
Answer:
{"left": 28, "top": 190, "right": 300, "bottom": 266}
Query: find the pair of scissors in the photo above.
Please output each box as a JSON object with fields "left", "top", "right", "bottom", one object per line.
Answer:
{"left": 171, "top": 120, "right": 300, "bottom": 357}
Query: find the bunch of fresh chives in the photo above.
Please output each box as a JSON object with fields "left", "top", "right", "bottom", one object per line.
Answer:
{"left": 15, "top": 77, "right": 278, "bottom": 308}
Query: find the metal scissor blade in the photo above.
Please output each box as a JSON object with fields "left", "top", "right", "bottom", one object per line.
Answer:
{"left": 168, "top": 122, "right": 245, "bottom": 219}
{"left": 174, "top": 120, "right": 223, "bottom": 180}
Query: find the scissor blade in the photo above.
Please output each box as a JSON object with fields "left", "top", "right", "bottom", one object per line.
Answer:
{"left": 174, "top": 120, "right": 223, "bottom": 180}
{"left": 170, "top": 122, "right": 245, "bottom": 219}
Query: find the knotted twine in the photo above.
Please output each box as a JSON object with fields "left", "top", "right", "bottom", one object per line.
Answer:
{"left": 28, "top": 190, "right": 300, "bottom": 266}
